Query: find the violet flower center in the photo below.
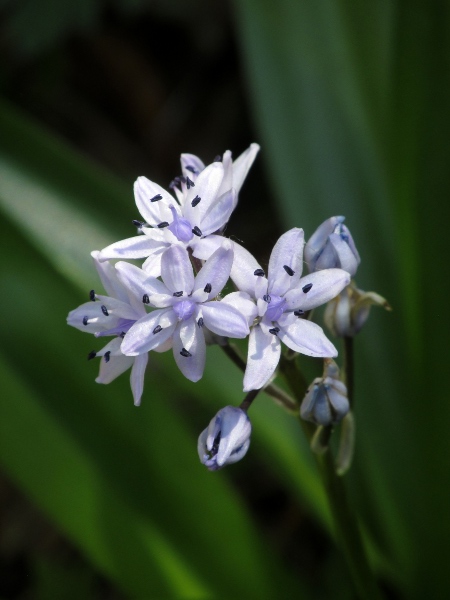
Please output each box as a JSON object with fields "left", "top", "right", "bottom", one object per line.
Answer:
{"left": 265, "top": 295, "right": 286, "bottom": 322}
{"left": 173, "top": 299, "right": 196, "bottom": 321}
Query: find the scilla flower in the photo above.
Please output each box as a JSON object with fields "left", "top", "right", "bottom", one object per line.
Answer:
{"left": 97, "top": 145, "right": 259, "bottom": 277}
{"left": 300, "top": 359, "right": 349, "bottom": 426}
{"left": 119, "top": 242, "right": 249, "bottom": 382}
{"left": 305, "top": 216, "right": 360, "bottom": 277}
{"left": 198, "top": 406, "right": 252, "bottom": 470}
{"left": 224, "top": 228, "right": 351, "bottom": 391}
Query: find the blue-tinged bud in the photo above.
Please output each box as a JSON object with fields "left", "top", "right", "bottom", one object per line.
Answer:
{"left": 301, "top": 359, "right": 349, "bottom": 426}
{"left": 305, "top": 216, "right": 360, "bottom": 276}
{"left": 198, "top": 406, "right": 251, "bottom": 470}
{"left": 324, "top": 282, "right": 391, "bottom": 337}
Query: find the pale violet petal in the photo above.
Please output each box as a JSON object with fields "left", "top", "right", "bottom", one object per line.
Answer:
{"left": 160, "top": 245, "right": 194, "bottom": 295}
{"left": 115, "top": 261, "right": 169, "bottom": 298}
{"left": 243, "top": 325, "right": 281, "bottom": 391}
{"left": 91, "top": 250, "right": 128, "bottom": 303}
{"left": 304, "top": 216, "right": 344, "bottom": 269}
{"left": 134, "top": 176, "right": 178, "bottom": 226}
{"left": 268, "top": 228, "right": 304, "bottom": 296}
{"left": 94, "top": 295, "right": 139, "bottom": 320}
{"left": 201, "top": 302, "right": 249, "bottom": 338}
{"left": 277, "top": 318, "right": 337, "bottom": 357}
{"left": 173, "top": 321, "right": 206, "bottom": 382}
{"left": 229, "top": 241, "right": 262, "bottom": 298}
{"left": 142, "top": 251, "right": 164, "bottom": 277}
{"left": 328, "top": 234, "right": 359, "bottom": 276}
{"left": 190, "top": 234, "right": 224, "bottom": 260}
{"left": 231, "top": 143, "right": 260, "bottom": 199}
{"left": 220, "top": 291, "right": 258, "bottom": 326}
{"left": 216, "top": 150, "right": 233, "bottom": 198}
{"left": 67, "top": 302, "right": 117, "bottom": 333}
{"left": 95, "top": 339, "right": 134, "bottom": 384}
{"left": 193, "top": 242, "right": 233, "bottom": 299}
{"left": 284, "top": 269, "right": 351, "bottom": 312}
{"left": 121, "top": 309, "right": 177, "bottom": 355}
{"left": 98, "top": 235, "right": 163, "bottom": 262}
{"left": 200, "top": 188, "right": 236, "bottom": 236}
{"left": 181, "top": 153, "right": 205, "bottom": 179}
{"left": 130, "top": 353, "right": 148, "bottom": 406}
{"left": 184, "top": 162, "right": 224, "bottom": 225}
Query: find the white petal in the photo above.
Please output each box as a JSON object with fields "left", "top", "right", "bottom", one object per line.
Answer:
{"left": 116, "top": 261, "right": 169, "bottom": 298}
{"left": 98, "top": 235, "right": 163, "bottom": 261}
{"left": 173, "top": 321, "right": 206, "bottom": 382}
{"left": 91, "top": 251, "right": 128, "bottom": 303}
{"left": 190, "top": 234, "right": 224, "bottom": 260}
{"left": 229, "top": 241, "right": 262, "bottom": 298}
{"left": 134, "top": 176, "right": 178, "bottom": 226}
{"left": 277, "top": 318, "right": 337, "bottom": 357}
{"left": 95, "top": 295, "right": 139, "bottom": 320}
{"left": 216, "top": 150, "right": 233, "bottom": 198}
{"left": 268, "top": 228, "right": 304, "bottom": 296}
{"left": 328, "top": 234, "right": 359, "bottom": 276}
{"left": 193, "top": 242, "right": 233, "bottom": 299}
{"left": 284, "top": 269, "right": 351, "bottom": 312}
{"left": 221, "top": 291, "right": 258, "bottom": 326}
{"left": 184, "top": 162, "right": 224, "bottom": 225}
{"left": 130, "top": 353, "right": 148, "bottom": 406}
{"left": 304, "top": 216, "right": 343, "bottom": 270}
{"left": 96, "top": 339, "right": 134, "bottom": 384}
{"left": 180, "top": 153, "right": 205, "bottom": 179}
{"left": 243, "top": 325, "right": 281, "bottom": 391}
{"left": 121, "top": 309, "right": 177, "bottom": 355}
{"left": 201, "top": 302, "right": 249, "bottom": 338}
{"left": 160, "top": 245, "right": 194, "bottom": 294}
{"left": 231, "top": 143, "right": 260, "bottom": 198}
{"left": 200, "top": 188, "right": 236, "bottom": 235}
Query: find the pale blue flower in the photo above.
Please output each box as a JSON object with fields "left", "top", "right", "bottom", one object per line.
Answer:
{"left": 198, "top": 406, "right": 252, "bottom": 470}
{"left": 305, "top": 216, "right": 360, "bottom": 276}
{"left": 300, "top": 359, "right": 349, "bottom": 426}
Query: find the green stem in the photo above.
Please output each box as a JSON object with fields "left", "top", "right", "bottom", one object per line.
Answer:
{"left": 343, "top": 336, "right": 354, "bottom": 406}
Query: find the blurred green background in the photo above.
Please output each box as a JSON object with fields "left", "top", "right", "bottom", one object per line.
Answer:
{"left": 0, "top": 1, "right": 449, "bottom": 598}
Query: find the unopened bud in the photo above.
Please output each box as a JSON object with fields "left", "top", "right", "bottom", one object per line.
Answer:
{"left": 301, "top": 359, "right": 349, "bottom": 426}
{"left": 324, "top": 282, "right": 391, "bottom": 337}
{"left": 305, "top": 216, "right": 360, "bottom": 276}
{"left": 198, "top": 406, "right": 251, "bottom": 471}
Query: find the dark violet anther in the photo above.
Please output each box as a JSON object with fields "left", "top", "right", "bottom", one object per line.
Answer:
{"left": 263, "top": 294, "right": 271, "bottom": 303}
{"left": 173, "top": 291, "right": 183, "bottom": 297}
{"left": 254, "top": 269, "right": 265, "bottom": 277}
{"left": 132, "top": 219, "right": 144, "bottom": 228}
{"left": 101, "top": 305, "right": 109, "bottom": 316}
{"left": 302, "top": 283, "right": 313, "bottom": 294}
{"left": 83, "top": 316, "right": 89, "bottom": 326}
{"left": 158, "top": 221, "right": 169, "bottom": 228}
{"left": 192, "top": 226, "right": 202, "bottom": 237}
{"left": 87, "top": 350, "right": 96, "bottom": 360}
{"left": 186, "top": 177, "right": 195, "bottom": 189}
{"left": 104, "top": 351, "right": 111, "bottom": 363}
{"left": 191, "top": 195, "right": 201, "bottom": 207}
{"left": 143, "top": 294, "right": 150, "bottom": 304}
{"left": 150, "top": 194, "right": 163, "bottom": 202}
{"left": 197, "top": 317, "right": 204, "bottom": 327}
{"left": 294, "top": 309, "right": 304, "bottom": 317}
{"left": 283, "top": 265, "right": 294, "bottom": 276}
{"left": 89, "top": 289, "right": 96, "bottom": 301}
{"left": 153, "top": 325, "right": 162, "bottom": 335}
{"left": 214, "top": 155, "right": 222, "bottom": 162}
{"left": 185, "top": 165, "right": 197, "bottom": 174}
{"left": 180, "top": 348, "right": 192, "bottom": 358}
{"left": 269, "top": 327, "right": 280, "bottom": 335}
{"left": 204, "top": 283, "right": 212, "bottom": 294}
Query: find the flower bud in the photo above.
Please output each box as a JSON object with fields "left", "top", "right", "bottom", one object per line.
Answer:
{"left": 198, "top": 406, "right": 251, "bottom": 470}
{"left": 324, "top": 282, "right": 391, "bottom": 337}
{"left": 300, "top": 359, "right": 349, "bottom": 426}
{"left": 305, "top": 216, "right": 360, "bottom": 276}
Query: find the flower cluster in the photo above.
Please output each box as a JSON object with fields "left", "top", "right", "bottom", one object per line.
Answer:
{"left": 67, "top": 144, "right": 368, "bottom": 469}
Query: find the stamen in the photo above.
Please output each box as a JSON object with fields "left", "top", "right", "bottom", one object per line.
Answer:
{"left": 294, "top": 309, "right": 304, "bottom": 317}
{"left": 191, "top": 195, "right": 201, "bottom": 207}
{"left": 158, "top": 222, "right": 169, "bottom": 228}
{"left": 143, "top": 294, "right": 150, "bottom": 304}
{"left": 214, "top": 155, "right": 222, "bottom": 162}
{"left": 169, "top": 177, "right": 180, "bottom": 190}
{"left": 83, "top": 316, "right": 89, "bottom": 326}
{"left": 186, "top": 177, "right": 195, "bottom": 189}
{"left": 269, "top": 327, "right": 280, "bottom": 335}
{"left": 104, "top": 351, "right": 111, "bottom": 363}
{"left": 173, "top": 291, "right": 183, "bottom": 297}
{"left": 197, "top": 317, "right": 204, "bottom": 327}
{"left": 186, "top": 165, "right": 197, "bottom": 174}
{"left": 192, "top": 226, "right": 202, "bottom": 237}
{"left": 87, "top": 350, "right": 96, "bottom": 360}
{"left": 180, "top": 348, "right": 192, "bottom": 357}
{"left": 263, "top": 294, "right": 271, "bottom": 303}
{"left": 150, "top": 194, "right": 163, "bottom": 202}
{"left": 153, "top": 325, "right": 162, "bottom": 334}
{"left": 254, "top": 269, "right": 265, "bottom": 277}
{"left": 132, "top": 219, "right": 144, "bottom": 228}
{"left": 101, "top": 305, "right": 109, "bottom": 316}
{"left": 283, "top": 265, "right": 294, "bottom": 276}
{"left": 204, "top": 283, "right": 212, "bottom": 293}
{"left": 302, "top": 283, "right": 313, "bottom": 293}
{"left": 89, "top": 289, "right": 96, "bottom": 301}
